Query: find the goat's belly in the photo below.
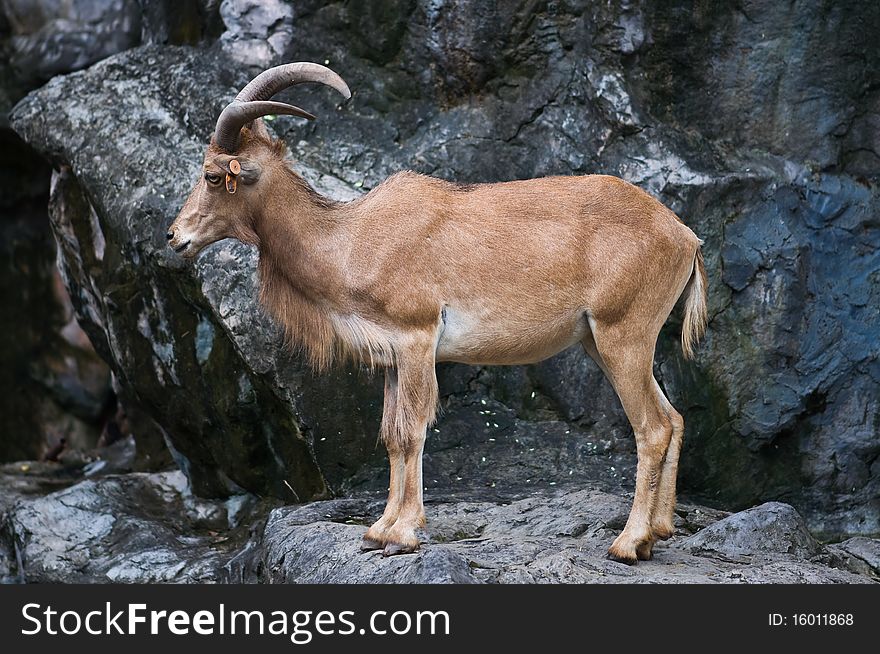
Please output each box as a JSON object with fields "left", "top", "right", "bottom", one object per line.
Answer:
{"left": 435, "top": 306, "right": 588, "bottom": 365}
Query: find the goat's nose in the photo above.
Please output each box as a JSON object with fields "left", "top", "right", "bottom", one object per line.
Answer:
{"left": 166, "top": 230, "right": 174, "bottom": 241}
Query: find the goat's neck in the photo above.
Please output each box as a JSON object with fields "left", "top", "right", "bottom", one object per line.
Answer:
{"left": 251, "top": 169, "right": 353, "bottom": 369}
{"left": 253, "top": 170, "right": 349, "bottom": 303}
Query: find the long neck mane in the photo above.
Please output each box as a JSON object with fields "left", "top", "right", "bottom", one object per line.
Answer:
{"left": 254, "top": 165, "right": 349, "bottom": 371}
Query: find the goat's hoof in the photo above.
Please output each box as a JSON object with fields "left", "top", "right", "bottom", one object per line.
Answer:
{"left": 636, "top": 540, "right": 654, "bottom": 561}
{"left": 606, "top": 548, "right": 638, "bottom": 565}
{"left": 361, "top": 536, "right": 385, "bottom": 551}
{"left": 382, "top": 541, "right": 420, "bottom": 557}
{"left": 607, "top": 537, "right": 639, "bottom": 565}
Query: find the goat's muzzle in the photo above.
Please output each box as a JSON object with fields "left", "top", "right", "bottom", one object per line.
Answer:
{"left": 173, "top": 240, "right": 191, "bottom": 254}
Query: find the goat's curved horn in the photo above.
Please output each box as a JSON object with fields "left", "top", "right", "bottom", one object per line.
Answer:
{"left": 214, "top": 63, "right": 351, "bottom": 153}
{"left": 215, "top": 101, "right": 317, "bottom": 153}
{"left": 235, "top": 62, "right": 351, "bottom": 103}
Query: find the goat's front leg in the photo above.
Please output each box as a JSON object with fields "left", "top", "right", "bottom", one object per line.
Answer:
{"left": 378, "top": 344, "right": 438, "bottom": 556}
{"left": 382, "top": 424, "right": 428, "bottom": 556}
{"left": 362, "top": 369, "right": 404, "bottom": 550}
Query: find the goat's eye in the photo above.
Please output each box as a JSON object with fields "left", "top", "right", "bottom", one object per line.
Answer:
{"left": 204, "top": 172, "right": 222, "bottom": 185}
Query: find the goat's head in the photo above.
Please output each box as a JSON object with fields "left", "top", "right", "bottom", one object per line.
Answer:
{"left": 167, "top": 63, "right": 351, "bottom": 258}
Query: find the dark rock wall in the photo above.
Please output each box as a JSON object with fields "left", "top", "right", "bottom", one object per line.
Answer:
{"left": 635, "top": 1, "right": 880, "bottom": 176}
{"left": 3, "top": 1, "right": 878, "bottom": 538}
{"left": 0, "top": 0, "right": 223, "bottom": 463}
{"left": 0, "top": 111, "right": 113, "bottom": 461}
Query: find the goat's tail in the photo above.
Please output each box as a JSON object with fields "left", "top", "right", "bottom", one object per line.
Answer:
{"left": 681, "top": 245, "right": 708, "bottom": 359}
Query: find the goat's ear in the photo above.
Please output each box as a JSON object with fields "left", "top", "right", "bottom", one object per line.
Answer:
{"left": 237, "top": 160, "right": 262, "bottom": 185}
{"left": 212, "top": 154, "right": 262, "bottom": 185}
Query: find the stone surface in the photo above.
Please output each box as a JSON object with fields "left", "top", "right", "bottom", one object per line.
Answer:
{"left": 683, "top": 502, "right": 820, "bottom": 560}
{"left": 1, "top": 468, "right": 874, "bottom": 584}
{"left": 4, "top": 0, "right": 880, "bottom": 548}
{"left": 2, "top": 469, "right": 264, "bottom": 583}
{"left": 826, "top": 537, "right": 880, "bottom": 580}
{"left": 0, "top": 0, "right": 221, "bottom": 113}
{"left": 0, "top": 0, "right": 141, "bottom": 97}
{"left": 217, "top": 0, "right": 293, "bottom": 66}
{"left": 259, "top": 493, "right": 872, "bottom": 584}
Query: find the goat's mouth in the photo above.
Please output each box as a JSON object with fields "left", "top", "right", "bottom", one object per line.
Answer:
{"left": 173, "top": 240, "right": 192, "bottom": 254}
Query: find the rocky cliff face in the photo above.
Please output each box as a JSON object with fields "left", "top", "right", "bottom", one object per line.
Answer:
{"left": 3, "top": 0, "right": 879, "bottom": 562}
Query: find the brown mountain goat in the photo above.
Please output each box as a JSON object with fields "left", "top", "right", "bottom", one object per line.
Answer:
{"left": 167, "top": 63, "right": 708, "bottom": 564}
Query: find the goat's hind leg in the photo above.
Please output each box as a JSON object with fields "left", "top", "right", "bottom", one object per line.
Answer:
{"left": 611, "top": 370, "right": 671, "bottom": 563}
{"left": 362, "top": 369, "right": 405, "bottom": 550}
{"left": 585, "top": 329, "right": 672, "bottom": 564}
{"left": 649, "top": 380, "right": 684, "bottom": 541}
